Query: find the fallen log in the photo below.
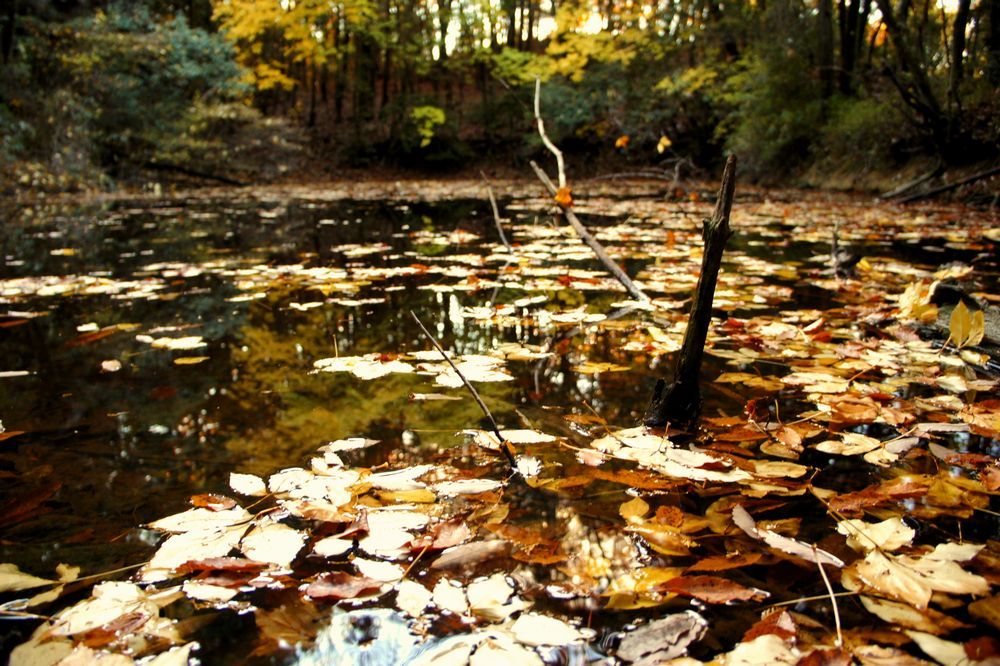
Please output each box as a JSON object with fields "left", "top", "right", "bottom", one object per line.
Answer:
{"left": 897, "top": 164, "right": 1000, "bottom": 204}
{"left": 144, "top": 161, "right": 248, "bottom": 187}
{"left": 643, "top": 155, "right": 736, "bottom": 429}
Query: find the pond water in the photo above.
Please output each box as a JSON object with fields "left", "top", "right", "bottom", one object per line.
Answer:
{"left": 0, "top": 183, "right": 997, "bottom": 663}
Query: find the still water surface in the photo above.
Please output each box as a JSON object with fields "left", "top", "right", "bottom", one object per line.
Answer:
{"left": 0, "top": 186, "right": 996, "bottom": 662}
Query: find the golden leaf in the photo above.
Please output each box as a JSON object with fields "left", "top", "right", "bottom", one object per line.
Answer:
{"left": 554, "top": 187, "right": 574, "bottom": 208}
{"left": 656, "top": 135, "right": 672, "bottom": 153}
{"left": 614, "top": 135, "right": 630, "bottom": 149}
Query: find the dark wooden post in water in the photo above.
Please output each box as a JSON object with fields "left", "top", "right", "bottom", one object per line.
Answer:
{"left": 644, "top": 155, "right": 737, "bottom": 428}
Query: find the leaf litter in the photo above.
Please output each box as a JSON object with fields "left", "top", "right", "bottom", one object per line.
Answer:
{"left": 0, "top": 183, "right": 998, "bottom": 664}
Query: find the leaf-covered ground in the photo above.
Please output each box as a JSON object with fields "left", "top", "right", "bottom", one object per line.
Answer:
{"left": 0, "top": 179, "right": 998, "bottom": 664}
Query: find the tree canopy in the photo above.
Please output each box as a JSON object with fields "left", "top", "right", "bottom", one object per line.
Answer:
{"left": 1, "top": 0, "right": 997, "bottom": 183}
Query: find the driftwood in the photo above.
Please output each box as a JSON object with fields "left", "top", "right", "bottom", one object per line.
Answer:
{"left": 144, "top": 161, "right": 248, "bottom": 187}
{"left": 529, "top": 161, "right": 648, "bottom": 301}
{"left": 879, "top": 162, "right": 943, "bottom": 200}
{"left": 897, "top": 164, "right": 1000, "bottom": 204}
{"left": 644, "top": 155, "right": 737, "bottom": 428}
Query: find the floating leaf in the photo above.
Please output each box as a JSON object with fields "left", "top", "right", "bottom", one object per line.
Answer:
{"left": 732, "top": 504, "right": 844, "bottom": 567}
{"left": 305, "top": 572, "right": 383, "bottom": 600}
{"left": 510, "top": 612, "right": 583, "bottom": 646}
{"left": 617, "top": 611, "right": 707, "bottom": 664}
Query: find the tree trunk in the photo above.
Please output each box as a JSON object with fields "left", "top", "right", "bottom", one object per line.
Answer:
{"left": 644, "top": 155, "right": 737, "bottom": 429}
{"left": 1, "top": 0, "right": 16, "bottom": 65}
{"left": 819, "top": 0, "right": 835, "bottom": 98}
{"left": 874, "top": 0, "right": 945, "bottom": 134}
{"left": 948, "top": 0, "right": 972, "bottom": 109}
{"left": 989, "top": 0, "right": 1000, "bottom": 86}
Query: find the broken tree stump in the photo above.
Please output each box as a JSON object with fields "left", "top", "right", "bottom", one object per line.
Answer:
{"left": 644, "top": 155, "right": 737, "bottom": 428}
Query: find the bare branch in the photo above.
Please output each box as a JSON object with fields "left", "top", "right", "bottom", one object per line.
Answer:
{"left": 480, "top": 171, "right": 513, "bottom": 252}
{"left": 409, "top": 311, "right": 516, "bottom": 469}
{"left": 534, "top": 78, "right": 566, "bottom": 189}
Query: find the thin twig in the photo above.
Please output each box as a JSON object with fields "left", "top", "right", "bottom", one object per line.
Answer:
{"left": 480, "top": 171, "right": 513, "bottom": 252}
{"left": 534, "top": 78, "right": 566, "bottom": 189}
{"left": 813, "top": 546, "right": 843, "bottom": 647}
{"left": 409, "top": 311, "right": 516, "bottom": 468}
{"left": 765, "top": 590, "right": 858, "bottom": 608}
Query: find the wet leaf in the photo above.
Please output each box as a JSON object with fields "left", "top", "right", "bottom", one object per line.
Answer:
{"left": 686, "top": 551, "right": 762, "bottom": 573}
{"left": 658, "top": 575, "right": 768, "bottom": 603}
{"left": 0, "top": 563, "right": 57, "bottom": 592}
{"left": 836, "top": 517, "right": 915, "bottom": 552}
{"left": 732, "top": 504, "right": 844, "bottom": 567}
{"left": 742, "top": 610, "right": 797, "bottom": 642}
{"left": 906, "top": 630, "right": 967, "bottom": 665}
{"left": 616, "top": 611, "right": 706, "bottom": 664}
{"left": 240, "top": 519, "right": 305, "bottom": 568}
{"left": 229, "top": 472, "right": 267, "bottom": 497}
{"left": 305, "top": 572, "right": 383, "bottom": 600}
{"left": 860, "top": 595, "right": 967, "bottom": 634}
{"left": 510, "top": 612, "right": 583, "bottom": 646}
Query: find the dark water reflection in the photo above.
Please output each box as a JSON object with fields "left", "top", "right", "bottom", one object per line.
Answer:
{"left": 0, "top": 191, "right": 996, "bottom": 661}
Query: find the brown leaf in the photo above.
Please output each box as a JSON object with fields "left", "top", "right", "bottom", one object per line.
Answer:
{"left": 981, "top": 467, "right": 1000, "bottom": 492}
{"left": 658, "top": 575, "right": 767, "bottom": 604}
{"left": 827, "top": 476, "right": 931, "bottom": 516}
{"left": 743, "top": 610, "right": 797, "bottom": 642}
{"left": 512, "top": 543, "right": 567, "bottom": 565}
{"left": 589, "top": 467, "right": 683, "bottom": 490}
{"left": 797, "top": 647, "right": 852, "bottom": 666}
{"left": 928, "top": 442, "right": 995, "bottom": 468}
{"left": 176, "top": 557, "right": 269, "bottom": 574}
{"left": 409, "top": 518, "right": 473, "bottom": 551}
{"left": 254, "top": 601, "right": 324, "bottom": 657}
{"left": 969, "top": 595, "right": 1000, "bottom": 630}
{"left": 304, "top": 572, "right": 383, "bottom": 600}
{"left": 686, "top": 552, "right": 763, "bottom": 573}
{"left": 965, "top": 636, "right": 1000, "bottom": 662}
{"left": 79, "top": 611, "right": 152, "bottom": 648}
{"left": 190, "top": 494, "right": 238, "bottom": 511}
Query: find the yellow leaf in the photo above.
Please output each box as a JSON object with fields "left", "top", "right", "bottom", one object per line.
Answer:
{"left": 950, "top": 300, "right": 971, "bottom": 347}
{"left": 969, "top": 309, "right": 985, "bottom": 346}
{"left": 174, "top": 356, "right": 209, "bottom": 365}
{"left": 614, "top": 135, "right": 630, "bottom": 149}
{"left": 619, "top": 496, "right": 649, "bottom": 522}
{"left": 656, "top": 135, "right": 672, "bottom": 153}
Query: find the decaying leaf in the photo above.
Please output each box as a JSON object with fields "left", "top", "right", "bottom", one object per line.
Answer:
{"left": 616, "top": 611, "right": 707, "bottom": 665}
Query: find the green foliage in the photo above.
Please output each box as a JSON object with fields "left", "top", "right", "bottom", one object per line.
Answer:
{"left": 410, "top": 105, "right": 447, "bottom": 148}
{"left": 719, "top": 51, "right": 825, "bottom": 178}
{"left": 816, "top": 96, "right": 910, "bottom": 171}
{"left": 1, "top": 4, "right": 244, "bottom": 182}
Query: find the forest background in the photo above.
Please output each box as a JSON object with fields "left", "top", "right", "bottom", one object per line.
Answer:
{"left": 1, "top": 0, "right": 997, "bottom": 193}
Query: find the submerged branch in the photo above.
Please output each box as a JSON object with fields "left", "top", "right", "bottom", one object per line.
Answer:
{"left": 409, "top": 311, "right": 516, "bottom": 468}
